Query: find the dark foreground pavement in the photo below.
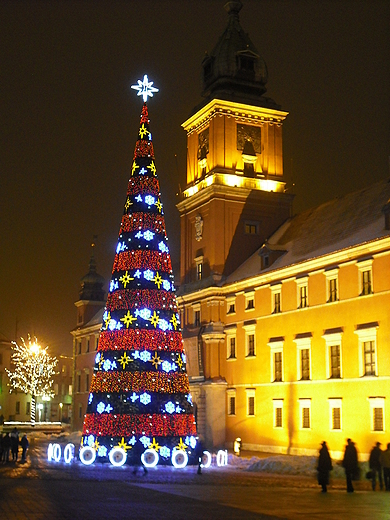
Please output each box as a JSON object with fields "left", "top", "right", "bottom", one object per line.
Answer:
{"left": 0, "top": 437, "right": 389, "bottom": 520}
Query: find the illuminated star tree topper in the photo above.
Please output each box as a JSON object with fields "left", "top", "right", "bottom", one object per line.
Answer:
{"left": 131, "top": 74, "right": 159, "bottom": 102}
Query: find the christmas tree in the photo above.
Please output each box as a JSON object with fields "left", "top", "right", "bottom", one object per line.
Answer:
{"left": 80, "top": 76, "right": 198, "bottom": 468}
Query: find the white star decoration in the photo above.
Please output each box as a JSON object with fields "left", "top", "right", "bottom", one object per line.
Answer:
{"left": 131, "top": 74, "right": 159, "bottom": 102}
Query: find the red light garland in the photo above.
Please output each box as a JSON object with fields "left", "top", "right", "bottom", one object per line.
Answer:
{"left": 120, "top": 213, "right": 166, "bottom": 235}
{"left": 97, "top": 329, "right": 183, "bottom": 352}
{"left": 112, "top": 251, "right": 172, "bottom": 272}
{"left": 90, "top": 371, "right": 190, "bottom": 394}
{"left": 106, "top": 289, "right": 177, "bottom": 312}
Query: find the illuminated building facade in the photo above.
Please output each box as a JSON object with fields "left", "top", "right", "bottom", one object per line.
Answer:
{"left": 176, "top": 1, "right": 390, "bottom": 459}
{"left": 71, "top": 248, "right": 105, "bottom": 431}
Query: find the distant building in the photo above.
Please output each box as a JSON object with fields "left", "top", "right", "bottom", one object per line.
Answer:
{"left": 71, "top": 247, "right": 105, "bottom": 431}
{"left": 176, "top": 1, "right": 390, "bottom": 460}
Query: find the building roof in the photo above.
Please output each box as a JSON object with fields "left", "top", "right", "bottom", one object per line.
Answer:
{"left": 227, "top": 178, "right": 390, "bottom": 283}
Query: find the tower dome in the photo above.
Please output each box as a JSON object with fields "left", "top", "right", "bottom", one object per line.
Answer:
{"left": 79, "top": 245, "right": 105, "bottom": 302}
{"left": 201, "top": 1, "right": 274, "bottom": 106}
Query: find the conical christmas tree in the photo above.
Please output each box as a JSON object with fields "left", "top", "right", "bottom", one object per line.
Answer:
{"left": 80, "top": 76, "right": 198, "bottom": 468}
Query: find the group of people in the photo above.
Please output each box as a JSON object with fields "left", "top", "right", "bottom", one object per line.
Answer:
{"left": 0, "top": 428, "right": 29, "bottom": 463}
{"left": 317, "top": 438, "right": 390, "bottom": 493}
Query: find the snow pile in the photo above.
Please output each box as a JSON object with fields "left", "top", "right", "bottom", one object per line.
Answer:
{"left": 229, "top": 453, "right": 367, "bottom": 479}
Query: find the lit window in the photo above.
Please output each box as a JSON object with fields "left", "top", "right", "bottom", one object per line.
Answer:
{"left": 227, "top": 390, "right": 236, "bottom": 416}
{"left": 325, "top": 269, "right": 339, "bottom": 303}
{"left": 328, "top": 399, "right": 342, "bottom": 430}
{"left": 322, "top": 330, "right": 343, "bottom": 379}
{"left": 245, "top": 291, "right": 255, "bottom": 310}
{"left": 369, "top": 398, "right": 385, "bottom": 432}
{"left": 268, "top": 338, "right": 284, "bottom": 383}
{"left": 299, "top": 399, "right": 311, "bottom": 429}
{"left": 296, "top": 277, "right": 309, "bottom": 309}
{"left": 358, "top": 259, "right": 373, "bottom": 296}
{"left": 226, "top": 332, "right": 236, "bottom": 360}
{"left": 273, "top": 399, "right": 283, "bottom": 428}
{"left": 246, "top": 389, "right": 255, "bottom": 416}
{"left": 294, "top": 335, "right": 311, "bottom": 381}
{"left": 194, "top": 255, "right": 204, "bottom": 282}
{"left": 354, "top": 323, "right": 378, "bottom": 377}
{"left": 271, "top": 284, "right": 282, "bottom": 314}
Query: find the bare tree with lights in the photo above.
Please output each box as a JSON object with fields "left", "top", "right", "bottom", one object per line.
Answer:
{"left": 6, "top": 336, "right": 58, "bottom": 425}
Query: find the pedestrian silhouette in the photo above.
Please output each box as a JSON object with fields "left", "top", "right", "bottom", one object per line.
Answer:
{"left": 317, "top": 441, "right": 332, "bottom": 492}
{"left": 342, "top": 438, "right": 359, "bottom": 492}
{"left": 369, "top": 442, "right": 383, "bottom": 490}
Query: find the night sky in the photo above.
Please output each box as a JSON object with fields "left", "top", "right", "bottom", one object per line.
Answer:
{"left": 1, "top": 0, "right": 389, "bottom": 355}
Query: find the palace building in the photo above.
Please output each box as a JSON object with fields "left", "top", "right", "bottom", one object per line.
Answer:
{"left": 176, "top": 1, "right": 390, "bottom": 459}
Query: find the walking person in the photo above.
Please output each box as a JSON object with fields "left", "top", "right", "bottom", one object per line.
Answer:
{"left": 317, "top": 441, "right": 332, "bottom": 492}
{"left": 20, "top": 434, "right": 29, "bottom": 463}
{"left": 10, "top": 427, "right": 19, "bottom": 461}
{"left": 342, "top": 438, "right": 358, "bottom": 492}
{"left": 369, "top": 442, "right": 383, "bottom": 490}
{"left": 380, "top": 443, "right": 390, "bottom": 491}
{"left": 195, "top": 437, "right": 204, "bottom": 475}
{"left": 2, "top": 432, "right": 11, "bottom": 462}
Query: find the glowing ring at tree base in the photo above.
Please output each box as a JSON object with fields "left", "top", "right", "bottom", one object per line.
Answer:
{"left": 172, "top": 449, "right": 188, "bottom": 469}
{"left": 200, "top": 450, "right": 211, "bottom": 468}
{"left": 109, "top": 447, "right": 127, "bottom": 467}
{"left": 79, "top": 446, "right": 96, "bottom": 465}
{"left": 64, "top": 443, "right": 75, "bottom": 464}
{"left": 141, "top": 449, "right": 159, "bottom": 468}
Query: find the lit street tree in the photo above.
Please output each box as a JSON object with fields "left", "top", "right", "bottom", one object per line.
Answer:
{"left": 6, "top": 336, "right": 58, "bottom": 424}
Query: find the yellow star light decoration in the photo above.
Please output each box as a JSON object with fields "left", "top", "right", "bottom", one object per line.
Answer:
{"left": 117, "top": 437, "right": 132, "bottom": 452}
{"left": 98, "top": 354, "right": 105, "bottom": 370}
{"left": 153, "top": 271, "right": 162, "bottom": 289}
{"left": 119, "top": 271, "right": 134, "bottom": 288}
{"left": 139, "top": 123, "right": 150, "bottom": 139}
{"left": 149, "top": 311, "right": 159, "bottom": 328}
{"left": 119, "top": 351, "right": 132, "bottom": 369}
{"left": 120, "top": 311, "right": 137, "bottom": 328}
{"left": 170, "top": 314, "right": 178, "bottom": 330}
{"left": 148, "top": 438, "right": 161, "bottom": 452}
{"left": 125, "top": 197, "right": 133, "bottom": 210}
{"left": 150, "top": 352, "right": 161, "bottom": 369}
{"left": 147, "top": 160, "right": 157, "bottom": 176}
{"left": 155, "top": 199, "right": 163, "bottom": 213}
{"left": 176, "top": 354, "right": 183, "bottom": 369}
{"left": 94, "top": 439, "right": 100, "bottom": 451}
{"left": 131, "top": 161, "right": 139, "bottom": 175}
{"left": 175, "top": 438, "right": 187, "bottom": 451}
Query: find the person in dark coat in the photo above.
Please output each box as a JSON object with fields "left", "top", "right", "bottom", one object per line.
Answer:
{"left": 369, "top": 442, "right": 383, "bottom": 490}
{"left": 10, "top": 427, "right": 19, "bottom": 461}
{"left": 20, "top": 434, "right": 29, "bottom": 463}
{"left": 342, "top": 438, "right": 359, "bottom": 492}
{"left": 317, "top": 441, "right": 332, "bottom": 492}
{"left": 2, "top": 433, "right": 11, "bottom": 462}
{"left": 195, "top": 438, "right": 204, "bottom": 475}
{"left": 380, "top": 443, "right": 390, "bottom": 491}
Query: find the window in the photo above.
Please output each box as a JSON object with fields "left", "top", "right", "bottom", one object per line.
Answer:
{"left": 245, "top": 223, "right": 257, "bottom": 234}
{"left": 294, "top": 335, "right": 312, "bottom": 381}
{"left": 296, "top": 277, "right": 308, "bottom": 308}
{"left": 78, "top": 403, "right": 83, "bottom": 419}
{"left": 193, "top": 304, "right": 201, "bottom": 327}
{"left": 329, "top": 399, "right": 342, "bottom": 430}
{"left": 77, "top": 341, "right": 82, "bottom": 355}
{"left": 245, "top": 291, "right": 255, "bottom": 310}
{"left": 227, "top": 390, "right": 236, "bottom": 416}
{"left": 369, "top": 398, "right": 385, "bottom": 432}
{"left": 247, "top": 334, "right": 255, "bottom": 357}
{"left": 323, "top": 330, "right": 343, "bottom": 379}
{"left": 86, "top": 339, "right": 90, "bottom": 353}
{"left": 26, "top": 401, "right": 31, "bottom": 415}
{"left": 244, "top": 323, "right": 256, "bottom": 358}
{"left": 268, "top": 339, "right": 284, "bottom": 383}
{"left": 95, "top": 337, "right": 99, "bottom": 350}
{"left": 355, "top": 323, "right": 378, "bottom": 377}
{"left": 273, "top": 399, "right": 283, "bottom": 428}
{"left": 226, "top": 298, "right": 236, "bottom": 314}
{"left": 299, "top": 399, "right": 311, "bottom": 429}
{"left": 246, "top": 389, "right": 255, "bottom": 416}
{"left": 325, "top": 269, "right": 338, "bottom": 303}
{"left": 195, "top": 255, "right": 204, "bottom": 281}
{"left": 85, "top": 371, "right": 90, "bottom": 392}
{"left": 226, "top": 332, "right": 237, "bottom": 360}
{"left": 69, "top": 384, "right": 73, "bottom": 396}
{"left": 54, "top": 383, "right": 59, "bottom": 395}
{"left": 16, "top": 401, "right": 20, "bottom": 415}
{"left": 271, "top": 284, "right": 282, "bottom": 314}
{"left": 77, "top": 373, "right": 81, "bottom": 393}
{"left": 358, "top": 259, "right": 373, "bottom": 296}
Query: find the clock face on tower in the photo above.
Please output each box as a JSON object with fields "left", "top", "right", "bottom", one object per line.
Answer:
{"left": 195, "top": 215, "right": 203, "bottom": 242}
